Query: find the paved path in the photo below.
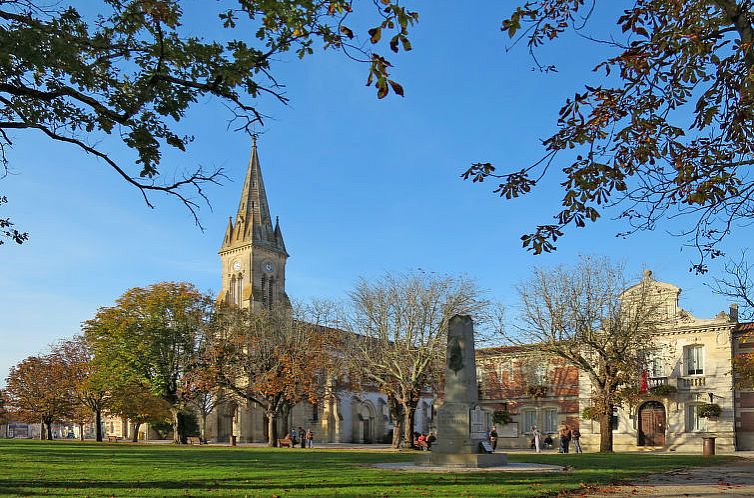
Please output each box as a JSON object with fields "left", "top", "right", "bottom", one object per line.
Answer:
{"left": 583, "top": 458, "right": 754, "bottom": 497}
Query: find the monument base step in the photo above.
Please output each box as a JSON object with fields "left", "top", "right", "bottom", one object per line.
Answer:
{"left": 415, "top": 452, "right": 508, "bottom": 468}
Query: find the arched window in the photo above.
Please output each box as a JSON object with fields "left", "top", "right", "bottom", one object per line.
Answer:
{"left": 261, "top": 275, "right": 267, "bottom": 307}
{"left": 235, "top": 274, "right": 243, "bottom": 306}
{"left": 268, "top": 276, "right": 274, "bottom": 308}
{"left": 230, "top": 275, "right": 237, "bottom": 304}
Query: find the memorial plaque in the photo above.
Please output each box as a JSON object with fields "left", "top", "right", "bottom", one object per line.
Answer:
{"left": 499, "top": 422, "right": 519, "bottom": 438}
{"left": 470, "top": 408, "right": 487, "bottom": 438}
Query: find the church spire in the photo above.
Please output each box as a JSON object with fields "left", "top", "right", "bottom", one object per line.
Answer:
{"left": 235, "top": 135, "right": 273, "bottom": 237}
{"left": 221, "top": 137, "right": 286, "bottom": 254}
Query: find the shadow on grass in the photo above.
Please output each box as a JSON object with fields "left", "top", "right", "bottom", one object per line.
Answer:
{"left": 0, "top": 440, "right": 736, "bottom": 497}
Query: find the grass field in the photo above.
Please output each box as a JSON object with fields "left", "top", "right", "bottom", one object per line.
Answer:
{"left": 0, "top": 439, "right": 732, "bottom": 497}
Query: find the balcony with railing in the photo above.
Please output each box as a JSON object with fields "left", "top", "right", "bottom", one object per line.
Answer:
{"left": 678, "top": 376, "right": 706, "bottom": 389}
{"left": 648, "top": 376, "right": 669, "bottom": 388}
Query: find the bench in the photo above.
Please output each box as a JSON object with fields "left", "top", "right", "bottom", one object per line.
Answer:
{"left": 187, "top": 436, "right": 202, "bottom": 445}
{"left": 106, "top": 435, "right": 121, "bottom": 443}
{"left": 277, "top": 437, "right": 293, "bottom": 448}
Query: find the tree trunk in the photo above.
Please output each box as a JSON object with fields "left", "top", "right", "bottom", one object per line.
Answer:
{"left": 46, "top": 420, "right": 53, "bottom": 441}
{"left": 79, "top": 423, "right": 85, "bottom": 441}
{"left": 40, "top": 420, "right": 45, "bottom": 440}
{"left": 171, "top": 407, "right": 181, "bottom": 444}
{"left": 132, "top": 422, "right": 141, "bottom": 442}
{"left": 402, "top": 404, "right": 417, "bottom": 449}
{"left": 95, "top": 409, "right": 103, "bottom": 442}
{"left": 266, "top": 411, "right": 277, "bottom": 447}
{"left": 599, "top": 404, "right": 614, "bottom": 452}
{"left": 391, "top": 422, "right": 402, "bottom": 449}
{"left": 199, "top": 412, "right": 208, "bottom": 442}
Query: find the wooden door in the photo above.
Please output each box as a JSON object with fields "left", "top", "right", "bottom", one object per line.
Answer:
{"left": 639, "top": 402, "right": 666, "bottom": 446}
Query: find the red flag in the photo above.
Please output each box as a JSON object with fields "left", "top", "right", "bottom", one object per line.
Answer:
{"left": 640, "top": 369, "right": 648, "bottom": 393}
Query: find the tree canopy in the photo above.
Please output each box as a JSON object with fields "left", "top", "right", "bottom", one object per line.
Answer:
{"left": 464, "top": 0, "right": 754, "bottom": 272}
{"left": 0, "top": 0, "right": 417, "bottom": 241}
{"left": 208, "top": 302, "right": 336, "bottom": 446}
{"left": 83, "top": 281, "right": 212, "bottom": 443}
{"left": 344, "top": 271, "right": 490, "bottom": 448}
{"left": 5, "top": 354, "right": 74, "bottom": 440}
{"left": 512, "top": 256, "right": 659, "bottom": 452}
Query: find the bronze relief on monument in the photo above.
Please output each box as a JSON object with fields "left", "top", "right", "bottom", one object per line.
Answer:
{"left": 448, "top": 335, "right": 463, "bottom": 373}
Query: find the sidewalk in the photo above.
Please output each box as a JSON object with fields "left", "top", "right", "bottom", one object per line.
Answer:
{"left": 582, "top": 457, "right": 754, "bottom": 497}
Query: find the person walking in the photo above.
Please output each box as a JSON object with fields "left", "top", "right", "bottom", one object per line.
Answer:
{"left": 572, "top": 427, "right": 582, "bottom": 453}
{"left": 298, "top": 426, "right": 306, "bottom": 448}
{"left": 290, "top": 427, "right": 298, "bottom": 448}
{"left": 489, "top": 426, "right": 498, "bottom": 452}
{"left": 305, "top": 428, "right": 314, "bottom": 449}
{"left": 558, "top": 423, "right": 571, "bottom": 454}
{"left": 531, "top": 426, "right": 541, "bottom": 453}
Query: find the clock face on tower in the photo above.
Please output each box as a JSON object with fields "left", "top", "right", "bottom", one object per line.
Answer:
{"left": 232, "top": 261, "right": 242, "bottom": 271}
{"left": 263, "top": 261, "right": 275, "bottom": 274}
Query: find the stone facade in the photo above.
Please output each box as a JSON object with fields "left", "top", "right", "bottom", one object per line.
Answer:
{"left": 204, "top": 140, "right": 433, "bottom": 444}
{"left": 217, "top": 136, "right": 289, "bottom": 311}
{"left": 477, "top": 345, "right": 580, "bottom": 449}
{"left": 478, "top": 271, "right": 752, "bottom": 453}
{"left": 578, "top": 272, "right": 738, "bottom": 452}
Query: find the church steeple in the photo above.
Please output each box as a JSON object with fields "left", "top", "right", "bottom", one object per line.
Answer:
{"left": 222, "top": 137, "right": 287, "bottom": 255}
{"left": 219, "top": 137, "right": 290, "bottom": 310}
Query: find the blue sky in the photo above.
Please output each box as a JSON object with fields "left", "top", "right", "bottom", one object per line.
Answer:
{"left": 0, "top": 1, "right": 747, "bottom": 382}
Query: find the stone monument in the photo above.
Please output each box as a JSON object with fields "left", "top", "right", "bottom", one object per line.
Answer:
{"left": 416, "top": 315, "right": 507, "bottom": 467}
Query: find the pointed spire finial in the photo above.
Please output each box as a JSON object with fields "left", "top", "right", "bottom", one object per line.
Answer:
{"left": 252, "top": 133, "right": 258, "bottom": 149}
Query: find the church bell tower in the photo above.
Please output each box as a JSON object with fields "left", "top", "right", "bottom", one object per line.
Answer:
{"left": 218, "top": 137, "right": 289, "bottom": 309}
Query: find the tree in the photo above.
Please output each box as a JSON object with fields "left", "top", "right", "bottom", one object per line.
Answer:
{"left": 464, "top": 1, "right": 754, "bottom": 272}
{"left": 345, "top": 271, "right": 489, "bottom": 449}
{"left": 0, "top": 389, "right": 9, "bottom": 437}
{"left": 5, "top": 355, "right": 74, "bottom": 440}
{"left": 512, "top": 256, "right": 659, "bottom": 452}
{"left": 0, "top": 195, "right": 26, "bottom": 246}
{"left": 181, "top": 355, "right": 226, "bottom": 443}
{"left": 710, "top": 250, "right": 754, "bottom": 320}
{"left": 0, "top": 0, "right": 417, "bottom": 240}
{"left": 209, "top": 303, "right": 334, "bottom": 446}
{"left": 83, "top": 281, "right": 212, "bottom": 443}
{"left": 51, "top": 336, "right": 110, "bottom": 442}
{"left": 108, "top": 381, "right": 171, "bottom": 442}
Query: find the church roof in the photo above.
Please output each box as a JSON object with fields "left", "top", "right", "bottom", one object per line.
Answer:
{"left": 220, "top": 137, "right": 288, "bottom": 255}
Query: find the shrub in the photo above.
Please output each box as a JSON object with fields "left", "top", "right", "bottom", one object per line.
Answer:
{"left": 649, "top": 384, "right": 678, "bottom": 396}
{"left": 697, "top": 403, "right": 722, "bottom": 418}
{"left": 581, "top": 406, "right": 600, "bottom": 421}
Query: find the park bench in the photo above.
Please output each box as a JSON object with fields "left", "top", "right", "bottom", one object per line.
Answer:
{"left": 187, "top": 436, "right": 202, "bottom": 445}
{"left": 106, "top": 435, "right": 121, "bottom": 443}
{"left": 277, "top": 436, "right": 293, "bottom": 448}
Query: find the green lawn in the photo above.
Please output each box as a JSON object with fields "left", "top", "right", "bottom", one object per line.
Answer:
{"left": 0, "top": 439, "right": 733, "bottom": 497}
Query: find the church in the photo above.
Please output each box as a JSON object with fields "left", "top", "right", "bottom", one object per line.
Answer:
{"left": 203, "top": 140, "right": 434, "bottom": 444}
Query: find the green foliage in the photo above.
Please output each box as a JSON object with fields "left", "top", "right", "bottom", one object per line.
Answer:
{"left": 649, "top": 384, "right": 678, "bottom": 396}
{"left": 581, "top": 406, "right": 601, "bottom": 421}
{"left": 697, "top": 403, "right": 722, "bottom": 418}
{"left": 0, "top": 440, "right": 733, "bottom": 497}
{"left": 0, "top": 196, "right": 27, "bottom": 246}
{"left": 0, "top": 0, "right": 417, "bottom": 236}
{"left": 177, "top": 410, "right": 200, "bottom": 439}
{"left": 83, "top": 281, "right": 213, "bottom": 442}
{"left": 465, "top": 0, "right": 754, "bottom": 271}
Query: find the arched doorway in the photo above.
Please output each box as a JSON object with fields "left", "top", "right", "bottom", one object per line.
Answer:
{"left": 353, "top": 401, "right": 376, "bottom": 443}
{"left": 638, "top": 401, "right": 666, "bottom": 446}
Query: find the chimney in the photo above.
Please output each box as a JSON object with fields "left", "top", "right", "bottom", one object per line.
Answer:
{"left": 730, "top": 303, "right": 739, "bottom": 322}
